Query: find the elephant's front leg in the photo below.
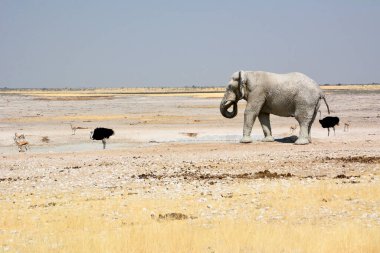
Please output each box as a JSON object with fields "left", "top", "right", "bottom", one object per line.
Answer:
{"left": 240, "top": 107, "right": 258, "bottom": 143}
{"left": 258, "top": 113, "right": 274, "bottom": 142}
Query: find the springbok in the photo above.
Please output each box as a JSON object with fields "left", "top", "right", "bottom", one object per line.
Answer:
{"left": 14, "top": 137, "right": 29, "bottom": 152}
{"left": 344, "top": 122, "right": 350, "bottom": 132}
{"left": 289, "top": 125, "right": 298, "bottom": 135}
{"left": 15, "top": 133, "right": 25, "bottom": 139}
{"left": 70, "top": 123, "right": 88, "bottom": 135}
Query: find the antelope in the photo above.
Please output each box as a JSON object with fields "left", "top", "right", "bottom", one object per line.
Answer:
{"left": 70, "top": 123, "right": 88, "bottom": 135}
{"left": 14, "top": 133, "right": 25, "bottom": 139}
{"left": 289, "top": 125, "right": 298, "bottom": 134}
{"left": 14, "top": 137, "right": 29, "bottom": 152}
{"left": 344, "top": 122, "right": 350, "bottom": 132}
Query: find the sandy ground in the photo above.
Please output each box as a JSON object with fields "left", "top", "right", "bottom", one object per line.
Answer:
{"left": 0, "top": 87, "right": 380, "bottom": 252}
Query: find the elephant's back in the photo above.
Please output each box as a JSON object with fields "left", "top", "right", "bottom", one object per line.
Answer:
{"left": 249, "top": 71, "right": 322, "bottom": 98}
{"left": 262, "top": 71, "right": 321, "bottom": 95}
{"left": 254, "top": 71, "right": 322, "bottom": 116}
{"left": 253, "top": 71, "right": 317, "bottom": 84}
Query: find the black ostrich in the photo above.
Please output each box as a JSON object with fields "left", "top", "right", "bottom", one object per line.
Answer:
{"left": 90, "top": 128, "right": 114, "bottom": 149}
{"left": 319, "top": 116, "right": 340, "bottom": 136}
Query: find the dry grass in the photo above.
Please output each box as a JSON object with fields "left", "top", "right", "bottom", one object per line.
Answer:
{"left": 34, "top": 96, "right": 115, "bottom": 101}
{"left": 1, "top": 179, "right": 379, "bottom": 253}
{"left": 0, "top": 114, "right": 129, "bottom": 123}
{"left": 2, "top": 85, "right": 379, "bottom": 102}
{"left": 41, "top": 136, "right": 50, "bottom": 143}
{"left": 321, "top": 85, "right": 380, "bottom": 90}
{"left": 1, "top": 85, "right": 379, "bottom": 97}
{"left": 181, "top": 132, "right": 198, "bottom": 138}
{"left": 0, "top": 87, "right": 224, "bottom": 96}
{"left": 0, "top": 114, "right": 214, "bottom": 124}
{"left": 1, "top": 85, "right": 379, "bottom": 252}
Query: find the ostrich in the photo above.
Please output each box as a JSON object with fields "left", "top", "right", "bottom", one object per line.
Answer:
{"left": 318, "top": 111, "right": 339, "bottom": 136}
{"left": 90, "top": 128, "right": 114, "bottom": 149}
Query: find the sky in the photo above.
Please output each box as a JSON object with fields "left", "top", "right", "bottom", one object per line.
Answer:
{"left": 1, "top": 0, "right": 379, "bottom": 88}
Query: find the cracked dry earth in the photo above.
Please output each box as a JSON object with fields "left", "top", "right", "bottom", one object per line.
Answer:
{"left": 0, "top": 87, "right": 380, "bottom": 252}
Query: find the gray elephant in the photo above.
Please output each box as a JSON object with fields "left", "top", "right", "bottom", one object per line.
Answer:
{"left": 220, "top": 71, "right": 330, "bottom": 145}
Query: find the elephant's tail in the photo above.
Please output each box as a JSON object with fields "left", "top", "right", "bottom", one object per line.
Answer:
{"left": 321, "top": 95, "right": 330, "bottom": 115}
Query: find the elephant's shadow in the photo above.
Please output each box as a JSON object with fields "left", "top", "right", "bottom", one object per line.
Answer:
{"left": 275, "top": 135, "right": 298, "bottom": 143}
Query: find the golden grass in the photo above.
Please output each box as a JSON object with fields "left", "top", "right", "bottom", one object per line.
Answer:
{"left": 1, "top": 85, "right": 379, "bottom": 98}
{"left": 1, "top": 179, "right": 379, "bottom": 252}
{"left": 34, "top": 95, "right": 115, "bottom": 100}
{"left": 0, "top": 114, "right": 210, "bottom": 124}
{"left": 145, "top": 93, "right": 223, "bottom": 98}
{"left": 1, "top": 85, "right": 379, "bottom": 103}
{"left": 0, "top": 114, "right": 128, "bottom": 123}
{"left": 0, "top": 87, "right": 224, "bottom": 96}
{"left": 321, "top": 85, "right": 380, "bottom": 90}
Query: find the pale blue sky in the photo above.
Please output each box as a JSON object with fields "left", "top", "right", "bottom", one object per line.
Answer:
{"left": 1, "top": 0, "right": 379, "bottom": 88}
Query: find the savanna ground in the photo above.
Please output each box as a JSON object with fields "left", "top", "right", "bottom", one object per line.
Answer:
{"left": 0, "top": 85, "right": 380, "bottom": 253}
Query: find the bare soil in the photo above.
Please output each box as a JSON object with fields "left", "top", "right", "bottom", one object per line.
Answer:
{"left": 1, "top": 86, "right": 379, "bottom": 197}
{"left": 0, "top": 86, "right": 379, "bottom": 252}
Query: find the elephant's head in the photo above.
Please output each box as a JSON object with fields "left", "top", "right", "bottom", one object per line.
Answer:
{"left": 220, "top": 71, "right": 246, "bottom": 119}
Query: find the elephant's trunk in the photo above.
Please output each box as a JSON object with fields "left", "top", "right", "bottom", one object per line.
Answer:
{"left": 220, "top": 100, "right": 238, "bottom": 119}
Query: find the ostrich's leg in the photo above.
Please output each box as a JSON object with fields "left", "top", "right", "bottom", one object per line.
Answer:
{"left": 102, "top": 139, "right": 106, "bottom": 149}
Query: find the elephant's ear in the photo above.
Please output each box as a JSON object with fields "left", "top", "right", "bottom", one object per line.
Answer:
{"left": 238, "top": 71, "right": 247, "bottom": 99}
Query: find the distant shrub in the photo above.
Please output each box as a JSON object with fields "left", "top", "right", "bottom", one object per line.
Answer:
{"left": 41, "top": 136, "right": 50, "bottom": 143}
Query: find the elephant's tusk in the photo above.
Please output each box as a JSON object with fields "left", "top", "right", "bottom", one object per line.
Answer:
{"left": 224, "top": 100, "right": 233, "bottom": 107}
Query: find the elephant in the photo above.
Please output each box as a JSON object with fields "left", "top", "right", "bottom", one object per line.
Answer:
{"left": 220, "top": 71, "right": 330, "bottom": 145}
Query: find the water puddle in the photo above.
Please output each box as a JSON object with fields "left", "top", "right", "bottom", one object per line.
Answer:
{"left": 1, "top": 135, "right": 262, "bottom": 155}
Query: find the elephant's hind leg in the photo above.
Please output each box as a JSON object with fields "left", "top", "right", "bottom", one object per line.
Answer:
{"left": 258, "top": 113, "right": 274, "bottom": 142}
{"left": 295, "top": 111, "right": 314, "bottom": 145}
{"left": 307, "top": 101, "right": 320, "bottom": 143}
{"left": 295, "top": 123, "right": 310, "bottom": 145}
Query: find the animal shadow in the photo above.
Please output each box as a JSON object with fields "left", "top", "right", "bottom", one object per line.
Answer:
{"left": 275, "top": 135, "right": 298, "bottom": 143}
